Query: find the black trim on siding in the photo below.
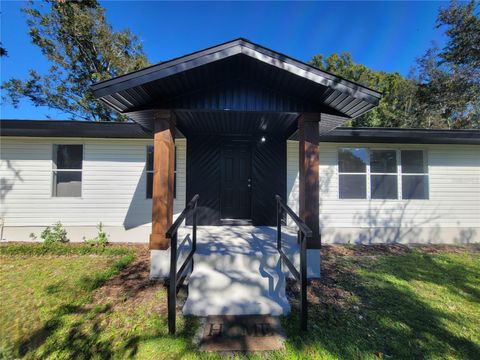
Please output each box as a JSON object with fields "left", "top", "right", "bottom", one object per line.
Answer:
{"left": 2, "top": 120, "right": 479, "bottom": 145}
{"left": 288, "top": 127, "right": 480, "bottom": 145}
{"left": 0, "top": 119, "right": 184, "bottom": 138}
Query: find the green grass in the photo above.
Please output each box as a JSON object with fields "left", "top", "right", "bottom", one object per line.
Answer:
{"left": 0, "top": 242, "right": 132, "bottom": 256}
{"left": 0, "top": 244, "right": 478, "bottom": 359}
{"left": 282, "top": 249, "right": 480, "bottom": 360}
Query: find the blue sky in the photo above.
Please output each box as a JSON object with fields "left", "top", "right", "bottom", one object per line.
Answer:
{"left": 1, "top": 1, "right": 448, "bottom": 120}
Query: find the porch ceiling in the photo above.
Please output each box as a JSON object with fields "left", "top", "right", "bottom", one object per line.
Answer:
{"left": 175, "top": 111, "right": 299, "bottom": 138}
{"left": 91, "top": 38, "right": 382, "bottom": 120}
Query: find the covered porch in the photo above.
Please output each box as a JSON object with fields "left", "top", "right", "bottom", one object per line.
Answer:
{"left": 91, "top": 39, "right": 380, "bottom": 320}
{"left": 92, "top": 38, "right": 381, "bottom": 254}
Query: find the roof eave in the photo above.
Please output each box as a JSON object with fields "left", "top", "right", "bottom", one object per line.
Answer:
{"left": 91, "top": 39, "right": 381, "bottom": 110}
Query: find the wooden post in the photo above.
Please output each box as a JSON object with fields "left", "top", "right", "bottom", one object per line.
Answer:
{"left": 150, "top": 111, "right": 175, "bottom": 250}
{"left": 298, "top": 113, "right": 321, "bottom": 249}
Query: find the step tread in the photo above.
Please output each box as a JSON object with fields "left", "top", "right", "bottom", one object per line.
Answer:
{"left": 185, "top": 264, "right": 290, "bottom": 316}
{"left": 183, "top": 294, "right": 290, "bottom": 316}
{"left": 189, "top": 265, "right": 284, "bottom": 283}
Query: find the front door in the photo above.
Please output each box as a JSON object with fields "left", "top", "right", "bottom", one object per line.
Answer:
{"left": 220, "top": 140, "right": 252, "bottom": 219}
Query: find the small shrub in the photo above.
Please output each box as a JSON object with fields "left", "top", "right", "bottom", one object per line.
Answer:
{"left": 84, "top": 223, "right": 109, "bottom": 247}
{"left": 41, "top": 222, "right": 69, "bottom": 245}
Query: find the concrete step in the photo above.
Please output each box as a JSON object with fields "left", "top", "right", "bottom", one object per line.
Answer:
{"left": 193, "top": 250, "right": 280, "bottom": 274}
{"left": 183, "top": 264, "right": 290, "bottom": 316}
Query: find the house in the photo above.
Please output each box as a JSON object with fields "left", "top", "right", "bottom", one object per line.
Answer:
{"left": 1, "top": 39, "right": 479, "bottom": 318}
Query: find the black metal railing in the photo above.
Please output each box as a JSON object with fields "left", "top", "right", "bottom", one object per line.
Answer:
{"left": 275, "top": 194, "right": 312, "bottom": 331}
{"left": 166, "top": 194, "right": 199, "bottom": 335}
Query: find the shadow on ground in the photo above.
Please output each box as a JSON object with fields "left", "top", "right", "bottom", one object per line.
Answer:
{"left": 8, "top": 244, "right": 480, "bottom": 359}
{"left": 284, "top": 244, "right": 480, "bottom": 359}
{"left": 9, "top": 246, "right": 199, "bottom": 359}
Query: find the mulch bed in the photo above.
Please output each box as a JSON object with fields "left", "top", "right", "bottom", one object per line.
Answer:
{"left": 322, "top": 243, "right": 479, "bottom": 258}
{"left": 92, "top": 244, "right": 166, "bottom": 313}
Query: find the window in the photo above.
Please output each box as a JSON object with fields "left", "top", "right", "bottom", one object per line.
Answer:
{"left": 338, "top": 148, "right": 367, "bottom": 199}
{"left": 370, "top": 150, "right": 398, "bottom": 199}
{"left": 146, "top": 145, "right": 177, "bottom": 199}
{"left": 401, "top": 150, "right": 428, "bottom": 199}
{"left": 52, "top": 144, "right": 83, "bottom": 197}
{"left": 338, "top": 148, "right": 429, "bottom": 200}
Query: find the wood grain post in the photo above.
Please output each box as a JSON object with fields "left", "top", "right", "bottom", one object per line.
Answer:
{"left": 150, "top": 110, "right": 175, "bottom": 250}
{"left": 298, "top": 113, "right": 321, "bottom": 249}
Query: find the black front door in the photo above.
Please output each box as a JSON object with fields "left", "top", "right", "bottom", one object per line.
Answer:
{"left": 220, "top": 140, "right": 252, "bottom": 219}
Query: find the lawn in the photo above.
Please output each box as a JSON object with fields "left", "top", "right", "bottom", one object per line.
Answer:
{"left": 0, "top": 243, "right": 479, "bottom": 359}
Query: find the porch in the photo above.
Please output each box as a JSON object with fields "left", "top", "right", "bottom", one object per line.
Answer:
{"left": 91, "top": 39, "right": 381, "bottom": 325}
{"left": 151, "top": 225, "right": 321, "bottom": 316}
{"left": 92, "top": 38, "right": 381, "bottom": 254}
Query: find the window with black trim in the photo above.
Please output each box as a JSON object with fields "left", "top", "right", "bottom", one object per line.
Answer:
{"left": 146, "top": 145, "right": 177, "bottom": 199}
{"left": 52, "top": 144, "right": 83, "bottom": 197}
{"left": 401, "top": 150, "right": 429, "bottom": 199}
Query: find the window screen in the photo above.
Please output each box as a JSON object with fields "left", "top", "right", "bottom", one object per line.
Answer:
{"left": 52, "top": 145, "right": 83, "bottom": 197}
{"left": 401, "top": 150, "right": 428, "bottom": 199}
{"left": 370, "top": 150, "right": 398, "bottom": 199}
{"left": 338, "top": 148, "right": 367, "bottom": 199}
{"left": 338, "top": 148, "right": 429, "bottom": 201}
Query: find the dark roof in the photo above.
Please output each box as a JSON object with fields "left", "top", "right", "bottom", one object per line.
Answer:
{"left": 0, "top": 119, "right": 153, "bottom": 139}
{"left": 318, "top": 127, "right": 480, "bottom": 145}
{"left": 91, "top": 38, "right": 381, "bottom": 123}
{"left": 2, "top": 120, "right": 479, "bottom": 145}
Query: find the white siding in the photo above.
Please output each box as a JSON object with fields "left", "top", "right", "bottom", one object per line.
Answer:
{"left": 2, "top": 136, "right": 479, "bottom": 244}
{"left": 287, "top": 140, "right": 480, "bottom": 244}
{"left": 0, "top": 137, "right": 186, "bottom": 242}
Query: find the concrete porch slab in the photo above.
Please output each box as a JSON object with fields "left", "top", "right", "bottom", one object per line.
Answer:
{"left": 150, "top": 226, "right": 321, "bottom": 280}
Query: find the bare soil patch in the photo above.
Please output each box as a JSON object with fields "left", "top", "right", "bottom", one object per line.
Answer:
{"left": 321, "top": 243, "right": 479, "bottom": 258}
{"left": 411, "top": 244, "right": 480, "bottom": 255}
{"left": 92, "top": 244, "right": 166, "bottom": 313}
{"left": 322, "top": 243, "right": 411, "bottom": 258}
{"left": 287, "top": 256, "right": 357, "bottom": 312}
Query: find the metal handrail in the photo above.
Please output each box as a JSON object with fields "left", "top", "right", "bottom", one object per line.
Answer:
{"left": 275, "top": 194, "right": 311, "bottom": 331}
{"left": 167, "top": 194, "right": 199, "bottom": 335}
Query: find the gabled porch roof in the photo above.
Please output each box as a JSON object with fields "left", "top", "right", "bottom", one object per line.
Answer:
{"left": 91, "top": 38, "right": 381, "bottom": 123}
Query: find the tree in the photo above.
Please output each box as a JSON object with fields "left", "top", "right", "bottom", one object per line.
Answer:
{"left": 0, "top": 13, "right": 7, "bottom": 57}
{"left": 0, "top": 43, "right": 7, "bottom": 57}
{"left": 1, "top": 0, "right": 149, "bottom": 121}
{"left": 415, "top": 0, "right": 479, "bottom": 129}
{"left": 309, "top": 1, "right": 479, "bottom": 129}
{"left": 309, "top": 52, "right": 420, "bottom": 128}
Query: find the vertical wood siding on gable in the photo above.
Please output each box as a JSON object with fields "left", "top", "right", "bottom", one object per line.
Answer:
{"left": 287, "top": 140, "right": 480, "bottom": 229}
{"left": 0, "top": 137, "right": 186, "bottom": 227}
